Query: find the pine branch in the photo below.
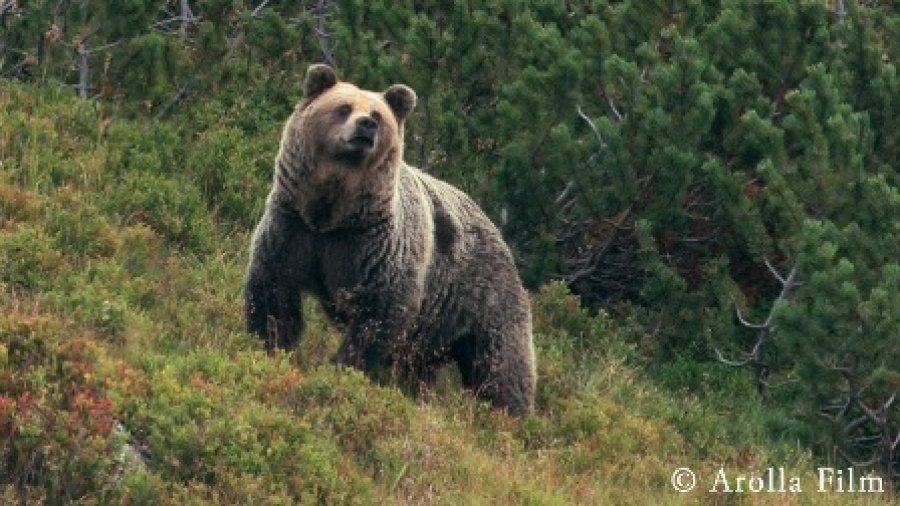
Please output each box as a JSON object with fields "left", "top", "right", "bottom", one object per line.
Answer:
{"left": 564, "top": 107, "right": 654, "bottom": 294}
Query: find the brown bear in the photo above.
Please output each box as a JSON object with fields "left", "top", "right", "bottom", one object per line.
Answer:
{"left": 244, "top": 64, "right": 536, "bottom": 415}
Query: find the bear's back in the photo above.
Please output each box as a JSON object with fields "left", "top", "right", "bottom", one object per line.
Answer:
{"left": 400, "top": 165, "right": 528, "bottom": 343}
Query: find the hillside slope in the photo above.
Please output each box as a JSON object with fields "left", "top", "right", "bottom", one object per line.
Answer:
{"left": 0, "top": 82, "right": 890, "bottom": 505}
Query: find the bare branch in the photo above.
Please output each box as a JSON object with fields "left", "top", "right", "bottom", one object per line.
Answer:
{"left": 179, "top": 0, "right": 198, "bottom": 41}
{"left": 555, "top": 197, "right": 576, "bottom": 219}
{"left": 0, "top": 0, "right": 15, "bottom": 18}
{"left": 576, "top": 105, "right": 605, "bottom": 148}
{"left": 735, "top": 302, "right": 767, "bottom": 329}
{"left": 75, "top": 44, "right": 89, "bottom": 99}
{"left": 834, "top": 0, "right": 847, "bottom": 22}
{"left": 567, "top": 207, "right": 633, "bottom": 288}
{"left": 149, "top": 18, "right": 180, "bottom": 30}
{"left": 77, "top": 41, "right": 120, "bottom": 54}
{"left": 820, "top": 397, "right": 853, "bottom": 421}
{"left": 884, "top": 392, "right": 896, "bottom": 411}
{"left": 678, "top": 235, "right": 714, "bottom": 243}
{"left": 764, "top": 256, "right": 786, "bottom": 284}
{"left": 719, "top": 260, "right": 800, "bottom": 396}
{"left": 848, "top": 434, "right": 883, "bottom": 445}
{"left": 314, "top": 0, "right": 337, "bottom": 66}
{"left": 151, "top": 1, "right": 201, "bottom": 38}
{"left": 607, "top": 96, "right": 625, "bottom": 122}
{"left": 714, "top": 348, "right": 750, "bottom": 367}
{"left": 68, "top": 41, "right": 119, "bottom": 99}
{"left": 153, "top": 85, "right": 189, "bottom": 122}
{"left": 554, "top": 180, "right": 575, "bottom": 207}
{"left": 856, "top": 398, "right": 884, "bottom": 424}
{"left": 839, "top": 448, "right": 881, "bottom": 469}
{"left": 251, "top": 0, "right": 271, "bottom": 18}
{"left": 826, "top": 363, "right": 855, "bottom": 376}
{"left": 844, "top": 414, "right": 870, "bottom": 434}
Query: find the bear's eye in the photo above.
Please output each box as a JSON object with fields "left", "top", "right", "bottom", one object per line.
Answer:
{"left": 335, "top": 104, "right": 352, "bottom": 118}
{"left": 370, "top": 111, "right": 383, "bottom": 125}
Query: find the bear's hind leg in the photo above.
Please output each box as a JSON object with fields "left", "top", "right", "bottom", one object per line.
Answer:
{"left": 451, "top": 334, "right": 482, "bottom": 390}
{"left": 451, "top": 330, "right": 535, "bottom": 416}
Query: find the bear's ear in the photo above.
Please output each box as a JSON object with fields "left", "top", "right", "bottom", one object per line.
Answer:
{"left": 303, "top": 64, "right": 339, "bottom": 101}
{"left": 383, "top": 84, "right": 416, "bottom": 123}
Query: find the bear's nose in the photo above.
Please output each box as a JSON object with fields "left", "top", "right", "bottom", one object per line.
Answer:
{"left": 356, "top": 116, "right": 378, "bottom": 133}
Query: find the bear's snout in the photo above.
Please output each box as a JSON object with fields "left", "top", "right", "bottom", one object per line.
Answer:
{"left": 350, "top": 116, "right": 378, "bottom": 147}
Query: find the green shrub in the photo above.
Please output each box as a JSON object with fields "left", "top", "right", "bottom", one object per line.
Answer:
{"left": 0, "top": 184, "right": 37, "bottom": 223}
{"left": 107, "top": 122, "right": 184, "bottom": 178}
{"left": 109, "top": 351, "right": 378, "bottom": 504}
{"left": 43, "top": 186, "right": 119, "bottom": 258}
{"left": 286, "top": 366, "right": 413, "bottom": 478}
{"left": 186, "top": 127, "right": 274, "bottom": 227}
{"left": 102, "top": 171, "right": 214, "bottom": 253}
{"left": 0, "top": 225, "right": 64, "bottom": 290}
{"left": 0, "top": 311, "right": 122, "bottom": 504}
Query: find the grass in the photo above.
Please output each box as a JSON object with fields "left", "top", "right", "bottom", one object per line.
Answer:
{"left": 0, "top": 79, "right": 896, "bottom": 504}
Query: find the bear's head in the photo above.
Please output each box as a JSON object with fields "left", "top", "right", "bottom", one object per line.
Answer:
{"left": 277, "top": 64, "right": 416, "bottom": 232}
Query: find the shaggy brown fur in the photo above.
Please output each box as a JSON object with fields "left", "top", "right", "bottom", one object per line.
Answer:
{"left": 245, "top": 64, "right": 536, "bottom": 415}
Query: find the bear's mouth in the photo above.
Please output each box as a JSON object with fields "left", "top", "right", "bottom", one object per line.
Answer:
{"left": 334, "top": 127, "right": 377, "bottom": 164}
{"left": 348, "top": 133, "right": 375, "bottom": 149}
{"left": 335, "top": 136, "right": 374, "bottom": 165}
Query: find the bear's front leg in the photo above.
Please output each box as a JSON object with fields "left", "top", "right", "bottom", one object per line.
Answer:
{"left": 332, "top": 287, "right": 420, "bottom": 376}
{"left": 244, "top": 209, "right": 306, "bottom": 352}
{"left": 245, "top": 267, "right": 303, "bottom": 352}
